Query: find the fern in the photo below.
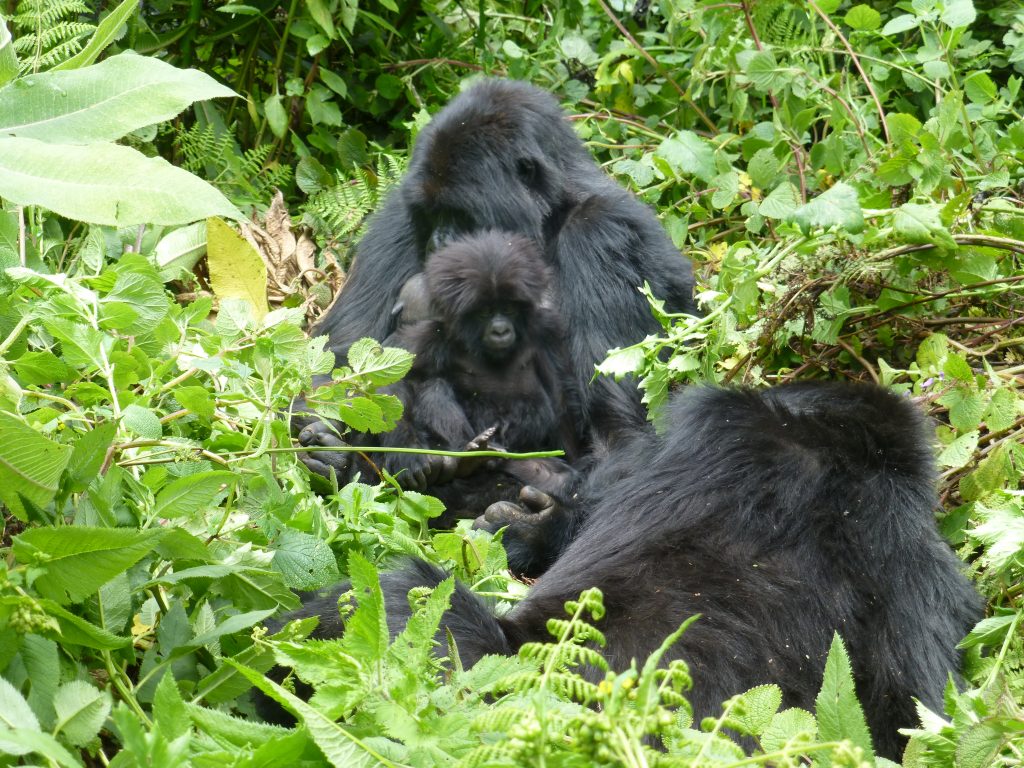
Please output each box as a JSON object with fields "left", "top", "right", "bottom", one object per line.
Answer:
{"left": 303, "top": 154, "right": 406, "bottom": 245}
{"left": 752, "top": 0, "right": 813, "bottom": 47}
{"left": 12, "top": 0, "right": 93, "bottom": 71}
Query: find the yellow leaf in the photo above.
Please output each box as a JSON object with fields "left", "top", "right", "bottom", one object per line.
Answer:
{"left": 206, "top": 217, "right": 269, "bottom": 320}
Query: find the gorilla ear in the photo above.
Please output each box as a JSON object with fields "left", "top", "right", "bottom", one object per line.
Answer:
{"left": 516, "top": 157, "right": 544, "bottom": 190}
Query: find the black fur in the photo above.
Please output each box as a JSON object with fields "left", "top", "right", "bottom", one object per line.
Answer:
{"left": 300, "top": 79, "right": 696, "bottom": 476}
{"left": 289, "top": 383, "right": 981, "bottom": 759}
{"left": 314, "top": 232, "right": 583, "bottom": 518}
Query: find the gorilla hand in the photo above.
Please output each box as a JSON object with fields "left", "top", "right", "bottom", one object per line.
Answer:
{"left": 384, "top": 451, "right": 458, "bottom": 491}
{"left": 297, "top": 420, "right": 352, "bottom": 480}
{"left": 475, "top": 485, "right": 566, "bottom": 576}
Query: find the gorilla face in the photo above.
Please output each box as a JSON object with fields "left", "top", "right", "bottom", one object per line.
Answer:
{"left": 402, "top": 83, "right": 580, "bottom": 253}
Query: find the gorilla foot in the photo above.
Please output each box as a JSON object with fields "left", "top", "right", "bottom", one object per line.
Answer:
{"left": 475, "top": 485, "right": 566, "bottom": 576}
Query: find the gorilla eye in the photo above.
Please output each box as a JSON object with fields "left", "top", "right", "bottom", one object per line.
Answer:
{"left": 516, "top": 158, "right": 542, "bottom": 189}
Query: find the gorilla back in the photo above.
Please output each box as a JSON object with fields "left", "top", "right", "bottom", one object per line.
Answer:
{"left": 360, "top": 383, "right": 979, "bottom": 759}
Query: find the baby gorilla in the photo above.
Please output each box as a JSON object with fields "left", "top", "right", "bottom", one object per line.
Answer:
{"left": 349, "top": 231, "right": 582, "bottom": 496}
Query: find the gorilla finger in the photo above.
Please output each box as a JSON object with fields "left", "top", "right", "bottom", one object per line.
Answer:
{"left": 518, "top": 485, "right": 556, "bottom": 514}
{"left": 431, "top": 455, "right": 459, "bottom": 485}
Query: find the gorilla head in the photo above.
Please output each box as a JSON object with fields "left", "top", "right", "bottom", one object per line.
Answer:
{"left": 424, "top": 231, "right": 552, "bottom": 362}
{"left": 403, "top": 80, "right": 590, "bottom": 252}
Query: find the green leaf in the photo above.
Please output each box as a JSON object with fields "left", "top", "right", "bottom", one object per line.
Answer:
{"left": 0, "top": 137, "right": 242, "bottom": 226}
{"left": 0, "top": 412, "right": 72, "bottom": 520}
{"left": 35, "top": 599, "right": 132, "bottom": 649}
{"left": 207, "top": 217, "right": 270, "bottom": 319}
{"left": 154, "top": 222, "right": 207, "bottom": 279}
{"left": 0, "top": 16, "right": 17, "bottom": 87}
{"left": 52, "top": 681, "right": 111, "bottom": 747}
{"left": 845, "top": 5, "right": 882, "bottom": 31}
{"left": 51, "top": 0, "right": 140, "bottom": 71}
{"left": 42, "top": 318, "right": 107, "bottom": 371}
{"left": 153, "top": 470, "right": 235, "bottom": 519}
{"left": 0, "top": 53, "right": 236, "bottom": 143}
{"left": 655, "top": 131, "right": 716, "bottom": 182}
{"left": 963, "top": 71, "right": 997, "bottom": 103}
{"left": 937, "top": 430, "right": 979, "bottom": 469}
{"left": 731, "top": 684, "right": 783, "bottom": 734}
{"left": 12, "top": 527, "right": 165, "bottom": 604}
{"left": 0, "top": 674, "right": 40, "bottom": 730}
{"left": 347, "top": 338, "right": 415, "bottom": 386}
{"left": 121, "top": 403, "right": 162, "bottom": 440}
{"left": 189, "top": 609, "right": 275, "bottom": 648}
{"left": 892, "top": 203, "right": 956, "bottom": 248}
{"left": 983, "top": 388, "right": 1018, "bottom": 433}
{"left": 940, "top": 0, "right": 976, "bottom": 28}
{"left": 761, "top": 707, "right": 817, "bottom": 752}
{"left": 152, "top": 674, "right": 190, "bottom": 740}
{"left": 745, "top": 50, "right": 789, "bottom": 92}
{"left": 340, "top": 552, "right": 389, "bottom": 665}
{"left": 224, "top": 661, "right": 394, "bottom": 768}
{"left": 711, "top": 171, "right": 739, "bottom": 209}
{"left": 264, "top": 93, "right": 288, "bottom": 138}
{"left": 938, "top": 387, "right": 985, "bottom": 432}
{"left": 64, "top": 422, "right": 118, "bottom": 494}
{"left": 759, "top": 182, "right": 800, "bottom": 219}
{"left": 307, "top": 0, "right": 336, "bottom": 38}
{"left": 791, "top": 182, "right": 864, "bottom": 234}
{"left": 957, "top": 612, "right": 1016, "bottom": 649}
{"left": 941, "top": 353, "right": 974, "bottom": 383}
{"left": 272, "top": 530, "right": 341, "bottom": 590}
{"left": 881, "top": 13, "right": 918, "bottom": 35}
{"left": 815, "top": 634, "right": 874, "bottom": 764}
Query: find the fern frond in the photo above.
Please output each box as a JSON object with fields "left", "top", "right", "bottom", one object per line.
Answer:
{"left": 456, "top": 745, "right": 520, "bottom": 768}
{"left": 12, "top": 0, "right": 93, "bottom": 71}
{"left": 470, "top": 706, "right": 532, "bottom": 733}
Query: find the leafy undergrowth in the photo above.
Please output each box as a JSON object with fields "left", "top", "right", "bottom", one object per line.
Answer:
{"left": 1, "top": 0, "right": 1023, "bottom": 766}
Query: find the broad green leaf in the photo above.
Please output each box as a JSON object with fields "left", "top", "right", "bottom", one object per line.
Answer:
{"left": 958, "top": 612, "right": 1016, "bottom": 649}
{"left": 153, "top": 470, "right": 236, "bottom": 519}
{"left": 35, "top": 599, "right": 132, "bottom": 649}
{"left": 984, "top": 388, "right": 1018, "bottom": 433}
{"left": 881, "top": 13, "right": 918, "bottom": 35}
{"left": 0, "top": 137, "right": 242, "bottom": 226}
{"left": 121, "top": 403, "right": 162, "bottom": 439}
{"left": 154, "top": 221, "right": 207, "bottom": 279}
{"left": 937, "top": 430, "right": 979, "bottom": 469}
{"left": 53, "top": 681, "right": 111, "bottom": 747}
{"left": 0, "top": 53, "right": 236, "bottom": 143}
{"left": 264, "top": 93, "right": 288, "bottom": 138}
{"left": 815, "top": 634, "right": 875, "bottom": 764}
{"left": 711, "top": 171, "right": 739, "bottom": 208}
{"left": 0, "top": 675, "right": 39, "bottom": 730}
{"left": 0, "top": 411, "right": 72, "bottom": 520}
{"left": 64, "top": 421, "right": 118, "bottom": 494}
{"left": 964, "top": 71, "right": 997, "bottom": 103}
{"left": 731, "top": 684, "right": 783, "bottom": 734}
{"left": 655, "top": 131, "right": 716, "bottom": 182}
{"left": 51, "top": 0, "right": 140, "bottom": 71}
{"left": 759, "top": 182, "right": 800, "bottom": 219}
{"left": 791, "top": 182, "right": 864, "bottom": 234}
{"left": 893, "top": 202, "right": 956, "bottom": 248}
{"left": 307, "top": 0, "right": 337, "bottom": 38}
{"left": 0, "top": 16, "right": 16, "bottom": 87}
{"left": 12, "top": 527, "right": 165, "bottom": 604}
{"left": 596, "top": 345, "right": 645, "bottom": 379}
{"left": 272, "top": 530, "right": 341, "bottom": 590}
{"left": 938, "top": 387, "right": 984, "bottom": 432}
{"left": 845, "top": 4, "right": 881, "bottom": 30}
{"left": 745, "top": 50, "right": 789, "bottom": 92}
{"left": 347, "top": 338, "right": 415, "bottom": 386}
{"left": 206, "top": 217, "right": 270, "bottom": 320}
{"left": 0, "top": 728, "right": 84, "bottom": 767}
{"left": 941, "top": 0, "right": 976, "bottom": 28}
{"left": 761, "top": 707, "right": 817, "bottom": 752}
{"left": 152, "top": 674, "right": 190, "bottom": 740}
{"left": 189, "top": 609, "right": 276, "bottom": 648}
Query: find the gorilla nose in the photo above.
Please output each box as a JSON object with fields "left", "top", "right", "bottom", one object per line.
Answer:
{"left": 487, "top": 319, "right": 515, "bottom": 349}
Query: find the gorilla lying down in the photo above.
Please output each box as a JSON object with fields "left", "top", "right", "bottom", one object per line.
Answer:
{"left": 268, "top": 382, "right": 980, "bottom": 759}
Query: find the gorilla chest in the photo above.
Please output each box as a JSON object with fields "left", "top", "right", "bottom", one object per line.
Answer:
{"left": 451, "top": 360, "right": 559, "bottom": 448}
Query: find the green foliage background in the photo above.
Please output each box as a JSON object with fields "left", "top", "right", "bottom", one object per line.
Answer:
{"left": 0, "top": 0, "right": 1022, "bottom": 765}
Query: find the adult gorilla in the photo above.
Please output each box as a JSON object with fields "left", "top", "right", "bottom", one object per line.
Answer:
{"left": 280, "top": 383, "right": 981, "bottom": 759}
{"left": 299, "top": 79, "right": 696, "bottom": 473}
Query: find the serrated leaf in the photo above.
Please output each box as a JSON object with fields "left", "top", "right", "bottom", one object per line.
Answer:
{"left": 815, "top": 634, "right": 874, "bottom": 764}
{"left": 13, "top": 527, "right": 165, "bottom": 604}
{"left": 957, "top": 612, "right": 1016, "bottom": 649}
{"left": 0, "top": 137, "right": 242, "bottom": 226}
{"left": 121, "top": 403, "right": 162, "bottom": 439}
{"left": 53, "top": 681, "right": 111, "bottom": 747}
{"left": 189, "top": 609, "right": 275, "bottom": 648}
{"left": 0, "top": 675, "right": 39, "bottom": 730}
{"left": 0, "top": 53, "right": 236, "bottom": 143}
{"left": 206, "top": 217, "right": 270, "bottom": 319}
{"left": 0, "top": 412, "right": 72, "bottom": 520}
{"left": 347, "top": 338, "right": 415, "bottom": 386}
{"left": 36, "top": 599, "right": 132, "bottom": 649}
{"left": 759, "top": 182, "right": 800, "bottom": 219}
{"left": 153, "top": 470, "right": 236, "bottom": 519}
{"left": 937, "top": 430, "right": 979, "bottom": 469}
{"left": 983, "top": 388, "right": 1018, "bottom": 433}
{"left": 596, "top": 346, "right": 645, "bottom": 379}
{"left": 792, "top": 183, "right": 864, "bottom": 234}
{"left": 939, "top": 387, "right": 985, "bottom": 432}
{"left": 745, "top": 50, "right": 789, "bottom": 92}
{"left": 272, "top": 530, "right": 340, "bottom": 590}
{"left": 711, "top": 171, "right": 739, "bottom": 209}
{"left": 761, "top": 707, "right": 817, "bottom": 751}
{"left": 43, "top": 318, "right": 107, "bottom": 370}
{"left": 64, "top": 421, "right": 117, "bottom": 494}
{"left": 942, "top": 353, "right": 973, "bottom": 383}
{"left": 893, "top": 203, "right": 956, "bottom": 248}
{"left": 224, "top": 661, "right": 391, "bottom": 767}
{"left": 732, "top": 684, "right": 783, "bottom": 734}
{"left": 655, "top": 131, "right": 716, "bottom": 182}
{"left": 0, "top": 17, "right": 17, "bottom": 87}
